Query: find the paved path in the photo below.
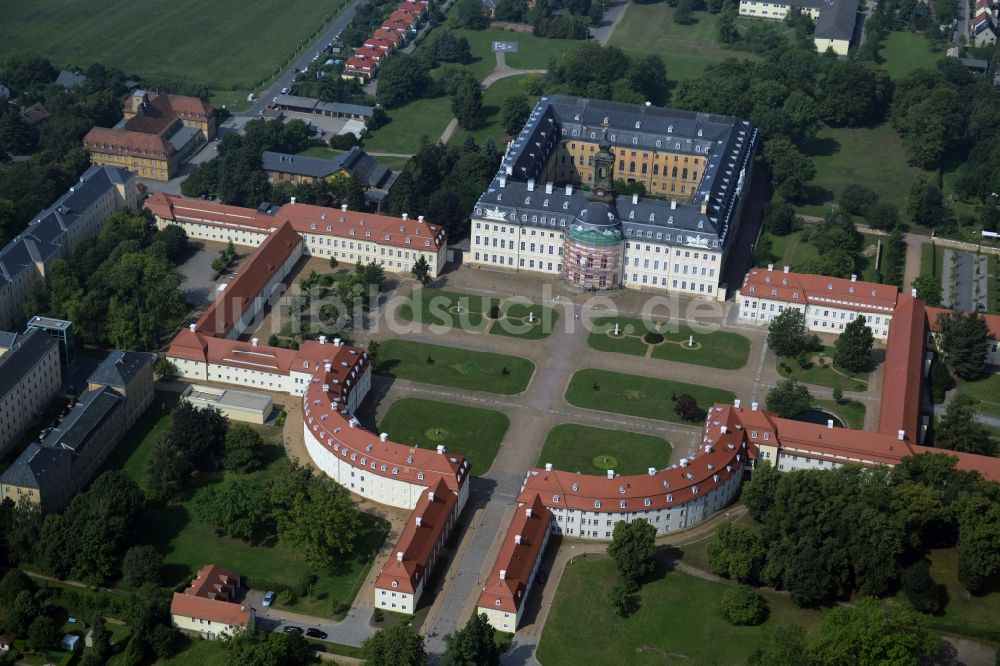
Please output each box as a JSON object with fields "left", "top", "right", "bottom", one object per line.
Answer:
{"left": 590, "top": 0, "right": 629, "bottom": 45}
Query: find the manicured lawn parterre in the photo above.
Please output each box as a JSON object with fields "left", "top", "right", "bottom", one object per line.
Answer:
{"left": 397, "top": 288, "right": 559, "bottom": 340}
{"left": 537, "top": 424, "right": 672, "bottom": 475}
{"left": 565, "top": 369, "right": 735, "bottom": 423}
{"left": 880, "top": 31, "right": 944, "bottom": 80}
{"left": 0, "top": 0, "right": 352, "bottom": 89}
{"left": 536, "top": 554, "right": 826, "bottom": 666}
{"left": 378, "top": 339, "right": 535, "bottom": 394}
{"left": 586, "top": 316, "right": 751, "bottom": 369}
{"left": 957, "top": 372, "right": 1000, "bottom": 418}
{"left": 377, "top": 398, "right": 510, "bottom": 476}
{"left": 776, "top": 347, "right": 870, "bottom": 392}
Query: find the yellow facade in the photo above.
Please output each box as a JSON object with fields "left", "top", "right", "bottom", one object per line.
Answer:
{"left": 541, "top": 140, "right": 706, "bottom": 201}
{"left": 0, "top": 484, "right": 40, "bottom": 507}
{"left": 89, "top": 151, "right": 173, "bottom": 181}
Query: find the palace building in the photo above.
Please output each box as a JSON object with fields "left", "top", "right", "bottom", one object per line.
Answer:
{"left": 470, "top": 95, "right": 757, "bottom": 296}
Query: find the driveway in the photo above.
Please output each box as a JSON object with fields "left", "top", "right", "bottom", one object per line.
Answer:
{"left": 247, "top": 588, "right": 375, "bottom": 647}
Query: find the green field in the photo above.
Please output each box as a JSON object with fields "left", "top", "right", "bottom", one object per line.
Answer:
{"left": 0, "top": 0, "right": 351, "bottom": 89}
{"left": 449, "top": 75, "right": 541, "bottom": 148}
{"left": 99, "top": 391, "right": 179, "bottom": 485}
{"left": 362, "top": 94, "right": 453, "bottom": 154}
{"left": 777, "top": 347, "right": 870, "bottom": 392}
{"left": 799, "top": 124, "right": 931, "bottom": 214}
{"left": 756, "top": 228, "right": 884, "bottom": 283}
{"left": 537, "top": 424, "right": 672, "bottom": 475}
{"left": 451, "top": 28, "right": 571, "bottom": 73}
{"left": 565, "top": 369, "right": 735, "bottom": 423}
{"left": 957, "top": 372, "right": 1000, "bottom": 418}
{"left": 378, "top": 339, "right": 535, "bottom": 394}
{"left": 536, "top": 554, "right": 826, "bottom": 666}
{"left": 880, "top": 31, "right": 944, "bottom": 80}
{"left": 609, "top": 3, "right": 762, "bottom": 83}
{"left": 814, "top": 398, "right": 867, "bottom": 429}
{"left": 586, "top": 316, "right": 751, "bottom": 369}
{"left": 397, "top": 288, "right": 558, "bottom": 340}
{"left": 377, "top": 398, "right": 509, "bottom": 476}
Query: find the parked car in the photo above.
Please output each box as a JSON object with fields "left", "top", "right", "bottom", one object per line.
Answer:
{"left": 280, "top": 87, "right": 289, "bottom": 94}
{"left": 283, "top": 626, "right": 303, "bottom": 634}
{"left": 291, "top": 68, "right": 299, "bottom": 73}
{"left": 262, "top": 591, "right": 276, "bottom": 607}
{"left": 306, "top": 628, "right": 328, "bottom": 639}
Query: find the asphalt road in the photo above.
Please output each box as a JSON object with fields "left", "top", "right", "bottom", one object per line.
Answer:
{"left": 244, "top": 0, "right": 370, "bottom": 117}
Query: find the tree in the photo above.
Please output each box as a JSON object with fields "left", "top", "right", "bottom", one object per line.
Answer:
{"left": 452, "top": 79, "right": 483, "bottom": 130}
{"left": 935, "top": 395, "right": 994, "bottom": 456}
{"left": 767, "top": 308, "right": 808, "bottom": 357}
{"left": 411, "top": 256, "right": 432, "bottom": 286}
{"left": 90, "top": 615, "right": 113, "bottom": 660}
{"left": 457, "top": 0, "right": 489, "bottom": 28}
{"left": 936, "top": 310, "right": 990, "bottom": 380}
{"left": 362, "top": 624, "right": 427, "bottom": 666}
{"left": 748, "top": 625, "right": 815, "bottom": 666}
{"left": 607, "top": 519, "right": 656, "bottom": 586}
{"left": 155, "top": 357, "right": 177, "bottom": 378}
{"left": 0, "top": 568, "right": 34, "bottom": 610}
{"left": 839, "top": 184, "right": 878, "bottom": 217}
{"left": 376, "top": 56, "right": 432, "bottom": 109}
{"left": 222, "top": 628, "right": 311, "bottom": 666}
{"left": 763, "top": 202, "right": 797, "bottom": 236}
{"left": 810, "top": 598, "right": 939, "bottom": 665}
{"left": 196, "top": 476, "right": 272, "bottom": 542}
{"left": 719, "top": 586, "right": 767, "bottom": 625}
{"left": 708, "top": 523, "right": 766, "bottom": 583}
{"left": 912, "top": 274, "right": 941, "bottom": 307}
{"left": 929, "top": 357, "right": 951, "bottom": 404}
{"left": 121, "top": 544, "right": 163, "bottom": 587}
{"left": 149, "top": 624, "right": 180, "bottom": 660}
{"left": 765, "top": 379, "right": 812, "bottom": 418}
{"left": 881, "top": 228, "right": 906, "bottom": 287}
{"left": 275, "top": 475, "right": 362, "bottom": 568}
{"left": 144, "top": 434, "right": 188, "bottom": 502}
{"left": 7, "top": 589, "right": 40, "bottom": 636}
{"left": 501, "top": 94, "right": 532, "bottom": 136}
{"left": 672, "top": 393, "right": 705, "bottom": 422}
{"left": 957, "top": 501, "right": 1000, "bottom": 595}
{"left": 674, "top": 0, "right": 694, "bottom": 23}
{"left": 27, "top": 615, "right": 62, "bottom": 652}
{"left": 607, "top": 579, "right": 639, "bottom": 617}
{"left": 224, "top": 424, "right": 265, "bottom": 473}
{"left": 716, "top": 2, "right": 740, "bottom": 43}
{"left": 901, "top": 560, "right": 945, "bottom": 614}
{"left": 907, "top": 177, "right": 945, "bottom": 227}
{"left": 867, "top": 202, "right": 899, "bottom": 231}
{"left": 763, "top": 138, "right": 815, "bottom": 202}
{"left": 833, "top": 315, "right": 873, "bottom": 372}
{"left": 440, "top": 613, "right": 500, "bottom": 666}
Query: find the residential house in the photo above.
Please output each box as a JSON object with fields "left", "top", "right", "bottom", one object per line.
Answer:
{"left": 170, "top": 565, "right": 254, "bottom": 640}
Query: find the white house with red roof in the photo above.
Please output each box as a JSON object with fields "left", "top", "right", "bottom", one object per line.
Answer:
{"left": 737, "top": 265, "right": 898, "bottom": 339}
{"left": 170, "top": 564, "right": 254, "bottom": 640}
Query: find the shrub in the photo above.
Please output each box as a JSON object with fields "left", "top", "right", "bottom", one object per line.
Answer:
{"left": 330, "top": 132, "right": 359, "bottom": 150}
{"left": 643, "top": 331, "right": 665, "bottom": 344}
{"left": 372, "top": 608, "right": 385, "bottom": 623}
{"left": 832, "top": 387, "right": 843, "bottom": 403}
{"left": 674, "top": 394, "right": 705, "bottom": 422}
{"left": 488, "top": 304, "right": 500, "bottom": 319}
{"left": 719, "top": 585, "right": 767, "bottom": 625}
{"left": 901, "top": 561, "right": 945, "bottom": 615}
{"left": 795, "top": 351, "right": 813, "bottom": 369}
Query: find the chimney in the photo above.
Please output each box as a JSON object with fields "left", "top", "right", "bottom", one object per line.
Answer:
{"left": 545, "top": 182, "right": 553, "bottom": 194}
{"left": 334, "top": 337, "right": 342, "bottom": 346}
{"left": 415, "top": 516, "right": 422, "bottom": 527}
{"left": 341, "top": 204, "right": 348, "bottom": 212}
{"left": 290, "top": 196, "right": 296, "bottom": 205}
{"left": 565, "top": 184, "right": 573, "bottom": 196}
{"left": 322, "top": 384, "right": 329, "bottom": 392}
{"left": 783, "top": 266, "right": 789, "bottom": 274}
{"left": 767, "top": 264, "right": 773, "bottom": 272}
{"left": 429, "top": 491, "right": 435, "bottom": 502}
{"left": 514, "top": 534, "right": 522, "bottom": 545}
{"left": 700, "top": 194, "right": 709, "bottom": 214}
{"left": 527, "top": 179, "right": 535, "bottom": 192}
{"left": 648, "top": 467, "right": 656, "bottom": 476}
{"left": 418, "top": 215, "right": 424, "bottom": 222}
{"left": 751, "top": 401, "right": 759, "bottom": 411}
{"left": 380, "top": 432, "right": 388, "bottom": 442}
{"left": 396, "top": 551, "right": 404, "bottom": 562}
{"left": 544, "top": 463, "right": 552, "bottom": 472}
{"left": 402, "top": 212, "right": 408, "bottom": 220}
{"left": 827, "top": 419, "right": 834, "bottom": 429}
{"left": 911, "top": 288, "right": 917, "bottom": 297}
{"left": 251, "top": 337, "right": 259, "bottom": 347}
{"left": 721, "top": 425, "right": 728, "bottom": 434}
{"left": 188, "top": 323, "right": 197, "bottom": 333}
{"left": 324, "top": 363, "right": 332, "bottom": 372}
{"left": 631, "top": 193, "right": 639, "bottom": 205}
{"left": 499, "top": 569, "right": 506, "bottom": 580}
{"left": 734, "top": 398, "right": 742, "bottom": 409}
{"left": 606, "top": 469, "right": 614, "bottom": 479}
{"left": 525, "top": 507, "right": 532, "bottom": 518}
{"left": 897, "top": 429, "right": 905, "bottom": 441}
{"left": 499, "top": 176, "right": 507, "bottom": 188}
{"left": 436, "top": 445, "right": 445, "bottom": 454}
{"left": 851, "top": 274, "right": 857, "bottom": 282}
{"left": 319, "top": 335, "right": 327, "bottom": 344}
{"left": 506, "top": 165, "right": 513, "bottom": 175}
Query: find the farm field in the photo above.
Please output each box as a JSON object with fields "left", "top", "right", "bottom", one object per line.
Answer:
{"left": 0, "top": 0, "right": 351, "bottom": 89}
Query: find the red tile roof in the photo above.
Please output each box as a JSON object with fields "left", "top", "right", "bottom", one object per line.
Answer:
{"left": 170, "top": 564, "right": 251, "bottom": 627}
{"left": 144, "top": 193, "right": 447, "bottom": 252}
{"left": 365, "top": 36, "right": 398, "bottom": 51}
{"left": 478, "top": 494, "right": 551, "bottom": 614}
{"left": 878, "top": 295, "right": 927, "bottom": 440}
{"left": 926, "top": 306, "right": 1000, "bottom": 341}
{"left": 389, "top": 8, "right": 421, "bottom": 21}
{"left": 83, "top": 126, "right": 174, "bottom": 158}
{"left": 353, "top": 46, "right": 386, "bottom": 62}
{"left": 345, "top": 57, "right": 377, "bottom": 72}
{"left": 195, "top": 220, "right": 301, "bottom": 336}
{"left": 373, "top": 28, "right": 404, "bottom": 44}
{"left": 185, "top": 564, "right": 240, "bottom": 600}
{"left": 739, "top": 267, "right": 898, "bottom": 315}
{"left": 375, "top": 479, "right": 457, "bottom": 594}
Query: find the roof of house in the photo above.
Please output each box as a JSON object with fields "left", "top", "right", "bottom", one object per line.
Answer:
{"left": 814, "top": 0, "right": 859, "bottom": 41}
{"left": 345, "top": 57, "right": 377, "bottom": 71}
{"left": 144, "top": 192, "right": 447, "bottom": 252}
{"left": 186, "top": 564, "right": 241, "bottom": 600}
{"left": 878, "top": 294, "right": 927, "bottom": 440}
{"left": 0, "top": 328, "right": 58, "bottom": 401}
{"left": 170, "top": 592, "right": 251, "bottom": 627}
{"left": 83, "top": 126, "right": 174, "bottom": 158}
{"left": 375, "top": 479, "right": 457, "bottom": 594}
{"left": 478, "top": 494, "right": 551, "bottom": 614}
{"left": 87, "top": 350, "right": 156, "bottom": 388}
{"left": 55, "top": 70, "right": 87, "bottom": 88}
{"left": 0, "top": 442, "right": 69, "bottom": 490}
{"left": 194, "top": 220, "right": 302, "bottom": 337}
{"left": 926, "top": 306, "right": 1000, "bottom": 340}
{"left": 20, "top": 103, "right": 50, "bottom": 125}
{"left": 738, "top": 267, "right": 898, "bottom": 314}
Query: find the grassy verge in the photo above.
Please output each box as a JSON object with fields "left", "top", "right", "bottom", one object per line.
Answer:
{"left": 586, "top": 316, "right": 751, "bottom": 369}
{"left": 377, "top": 398, "right": 509, "bottom": 476}
{"left": 920, "top": 241, "right": 944, "bottom": 305}
{"left": 99, "top": 390, "right": 180, "bottom": 486}
{"left": 957, "top": 372, "right": 1000, "bottom": 418}
{"left": 880, "top": 31, "right": 944, "bottom": 80}
{"left": 449, "top": 75, "right": 540, "bottom": 149}
{"left": 814, "top": 398, "right": 867, "bottom": 430}
{"left": 396, "top": 288, "right": 559, "bottom": 340}
{"left": 362, "top": 95, "right": 452, "bottom": 154}
{"left": 776, "top": 348, "right": 869, "bottom": 392}
{"left": 565, "top": 369, "right": 735, "bottom": 423}
{"left": 378, "top": 339, "right": 534, "bottom": 394}
{"left": 537, "top": 424, "right": 672, "bottom": 475}
{"left": 536, "top": 554, "right": 826, "bottom": 666}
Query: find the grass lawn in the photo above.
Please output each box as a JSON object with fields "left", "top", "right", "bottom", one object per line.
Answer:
{"left": 799, "top": 124, "right": 931, "bottom": 213}
{"left": 451, "top": 28, "right": 571, "bottom": 73}
{"left": 378, "top": 339, "right": 535, "bottom": 394}
{"left": 957, "top": 372, "right": 1000, "bottom": 418}
{"left": 397, "top": 288, "right": 558, "bottom": 340}
{"left": 449, "top": 75, "right": 540, "bottom": 149}
{"left": 755, "top": 229, "right": 882, "bottom": 283}
{"left": 920, "top": 241, "right": 944, "bottom": 304}
{"left": 989, "top": 254, "right": 1000, "bottom": 315}
{"left": 377, "top": 398, "right": 509, "bottom": 476}
{"left": 143, "top": 637, "right": 228, "bottom": 666}
{"left": 586, "top": 316, "right": 752, "bottom": 369}
{"left": 776, "top": 348, "right": 870, "bottom": 392}
{"left": 0, "top": 0, "right": 351, "bottom": 89}
{"left": 880, "top": 31, "right": 944, "bottom": 80}
{"left": 361, "top": 95, "right": 453, "bottom": 154}
{"left": 98, "top": 390, "right": 179, "bottom": 486}
{"left": 537, "top": 424, "right": 672, "bottom": 475}
{"left": 609, "top": 3, "right": 764, "bottom": 83}
{"left": 814, "top": 398, "right": 867, "bottom": 430}
{"left": 565, "top": 368, "right": 735, "bottom": 423}
{"left": 536, "top": 554, "right": 826, "bottom": 666}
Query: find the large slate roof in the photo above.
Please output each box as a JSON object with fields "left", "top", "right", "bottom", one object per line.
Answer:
{"left": 87, "top": 350, "right": 156, "bottom": 389}
{"left": 0, "top": 328, "right": 57, "bottom": 401}
{"left": 814, "top": 0, "right": 859, "bottom": 42}
{"left": 262, "top": 146, "right": 392, "bottom": 189}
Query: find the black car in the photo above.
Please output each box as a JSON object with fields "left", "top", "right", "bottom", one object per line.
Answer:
{"left": 283, "top": 625, "right": 303, "bottom": 634}
{"left": 306, "top": 628, "right": 328, "bottom": 640}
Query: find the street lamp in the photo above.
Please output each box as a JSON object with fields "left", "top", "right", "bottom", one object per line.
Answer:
{"left": 569, "top": 544, "right": 575, "bottom": 566}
